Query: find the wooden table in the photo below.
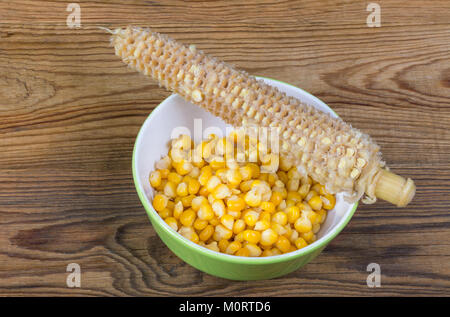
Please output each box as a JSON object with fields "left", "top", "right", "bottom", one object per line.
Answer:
{"left": 0, "top": 0, "right": 449, "bottom": 296}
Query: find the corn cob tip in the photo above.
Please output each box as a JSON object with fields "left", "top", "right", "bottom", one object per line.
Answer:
{"left": 374, "top": 169, "right": 416, "bottom": 207}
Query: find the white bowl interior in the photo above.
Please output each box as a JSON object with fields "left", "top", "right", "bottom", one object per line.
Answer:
{"left": 134, "top": 77, "right": 356, "bottom": 244}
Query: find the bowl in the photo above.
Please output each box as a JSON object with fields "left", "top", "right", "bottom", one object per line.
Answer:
{"left": 132, "top": 77, "right": 358, "bottom": 280}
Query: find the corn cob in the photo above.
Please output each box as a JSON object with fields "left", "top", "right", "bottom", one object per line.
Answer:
{"left": 111, "top": 26, "right": 415, "bottom": 207}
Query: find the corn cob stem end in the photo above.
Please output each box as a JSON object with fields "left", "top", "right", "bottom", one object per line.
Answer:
{"left": 374, "top": 169, "right": 415, "bottom": 207}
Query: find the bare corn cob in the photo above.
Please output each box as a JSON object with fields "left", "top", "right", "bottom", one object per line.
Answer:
{"left": 111, "top": 26, "right": 415, "bottom": 206}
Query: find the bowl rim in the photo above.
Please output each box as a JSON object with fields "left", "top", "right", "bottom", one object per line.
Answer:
{"left": 132, "top": 76, "right": 358, "bottom": 265}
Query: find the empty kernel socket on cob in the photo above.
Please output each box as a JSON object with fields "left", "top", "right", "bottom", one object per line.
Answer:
{"left": 111, "top": 26, "right": 415, "bottom": 207}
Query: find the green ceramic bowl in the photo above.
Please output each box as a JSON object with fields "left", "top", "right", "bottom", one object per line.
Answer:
{"left": 132, "top": 77, "right": 358, "bottom": 280}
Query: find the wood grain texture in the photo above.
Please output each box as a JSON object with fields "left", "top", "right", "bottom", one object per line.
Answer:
{"left": 0, "top": 0, "right": 449, "bottom": 296}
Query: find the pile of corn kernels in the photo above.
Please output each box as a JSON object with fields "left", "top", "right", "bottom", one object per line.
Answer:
{"left": 149, "top": 132, "right": 336, "bottom": 257}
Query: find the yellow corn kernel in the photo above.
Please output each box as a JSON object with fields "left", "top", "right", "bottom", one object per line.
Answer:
{"left": 311, "top": 183, "right": 322, "bottom": 194}
{"left": 312, "top": 223, "right": 321, "bottom": 234}
{"left": 155, "top": 156, "right": 172, "bottom": 170}
{"left": 239, "top": 180, "right": 253, "bottom": 192}
{"left": 156, "top": 179, "right": 167, "bottom": 192}
{"left": 200, "top": 140, "right": 213, "bottom": 159}
{"left": 224, "top": 169, "right": 241, "bottom": 187}
{"left": 205, "top": 175, "right": 221, "bottom": 192}
{"left": 205, "top": 241, "right": 220, "bottom": 252}
{"left": 188, "top": 166, "right": 200, "bottom": 178}
{"left": 235, "top": 247, "right": 250, "bottom": 257}
{"left": 193, "top": 158, "right": 205, "bottom": 168}
{"left": 244, "top": 189, "right": 262, "bottom": 207}
{"left": 220, "top": 214, "right": 235, "bottom": 231}
{"left": 152, "top": 194, "right": 168, "bottom": 212}
{"left": 277, "top": 171, "right": 288, "bottom": 184}
{"left": 294, "top": 216, "right": 312, "bottom": 233}
{"left": 275, "top": 236, "right": 291, "bottom": 253}
{"left": 149, "top": 171, "right": 162, "bottom": 188}
{"left": 176, "top": 182, "right": 188, "bottom": 197}
{"left": 191, "top": 196, "right": 207, "bottom": 211}
{"left": 180, "top": 209, "right": 196, "bottom": 227}
{"left": 226, "top": 195, "right": 246, "bottom": 212}
{"left": 260, "top": 201, "right": 275, "bottom": 213}
{"left": 175, "top": 161, "right": 193, "bottom": 175}
{"left": 243, "top": 210, "right": 259, "bottom": 227}
{"left": 180, "top": 194, "right": 194, "bottom": 208}
{"left": 188, "top": 178, "right": 200, "bottom": 195}
{"left": 193, "top": 218, "right": 209, "bottom": 231}
{"left": 209, "top": 217, "right": 220, "bottom": 226}
{"left": 277, "top": 200, "right": 287, "bottom": 211}
{"left": 212, "top": 183, "right": 231, "bottom": 199}
{"left": 321, "top": 194, "right": 336, "bottom": 210}
{"left": 225, "top": 241, "right": 241, "bottom": 255}
{"left": 305, "top": 190, "right": 318, "bottom": 202}
{"left": 317, "top": 209, "right": 327, "bottom": 224}
{"left": 286, "top": 206, "right": 301, "bottom": 224}
{"left": 303, "top": 209, "right": 318, "bottom": 224}
{"left": 247, "top": 163, "right": 260, "bottom": 178}
{"left": 207, "top": 193, "right": 215, "bottom": 205}
{"left": 213, "top": 224, "right": 233, "bottom": 241}
{"left": 267, "top": 173, "right": 278, "bottom": 187}
{"left": 287, "top": 191, "right": 302, "bottom": 203}
{"left": 199, "top": 225, "right": 214, "bottom": 242}
{"left": 270, "top": 191, "right": 283, "bottom": 206}
{"left": 271, "top": 223, "right": 287, "bottom": 236}
{"left": 288, "top": 228, "right": 299, "bottom": 244}
{"left": 242, "top": 230, "right": 261, "bottom": 244}
{"left": 165, "top": 217, "right": 178, "bottom": 231}
{"left": 215, "top": 168, "right": 228, "bottom": 182}
{"left": 173, "top": 201, "right": 184, "bottom": 219}
{"left": 218, "top": 239, "right": 230, "bottom": 252}
{"left": 301, "top": 230, "right": 315, "bottom": 243}
{"left": 271, "top": 248, "right": 282, "bottom": 256}
{"left": 158, "top": 169, "right": 170, "bottom": 179}
{"left": 182, "top": 175, "right": 192, "bottom": 184}
{"left": 178, "top": 226, "right": 194, "bottom": 240}
{"left": 297, "top": 202, "right": 313, "bottom": 212}
{"left": 198, "top": 202, "right": 214, "bottom": 221}
{"left": 199, "top": 186, "right": 209, "bottom": 197}
{"left": 272, "top": 211, "right": 288, "bottom": 226}
{"left": 275, "top": 187, "right": 288, "bottom": 199}
{"left": 209, "top": 157, "right": 226, "bottom": 170}
{"left": 245, "top": 243, "right": 262, "bottom": 257}
{"left": 198, "top": 166, "right": 213, "bottom": 186}
{"left": 190, "top": 232, "right": 200, "bottom": 244}
{"left": 167, "top": 172, "right": 183, "bottom": 185}
{"left": 227, "top": 209, "right": 241, "bottom": 219}
{"left": 298, "top": 183, "right": 311, "bottom": 199}
{"left": 211, "top": 199, "right": 226, "bottom": 218}
{"left": 287, "top": 178, "right": 300, "bottom": 192}
{"left": 239, "top": 165, "right": 253, "bottom": 181}
{"left": 254, "top": 220, "right": 270, "bottom": 231}
{"left": 163, "top": 181, "right": 177, "bottom": 198}
{"left": 287, "top": 167, "right": 300, "bottom": 180}
{"left": 233, "top": 219, "right": 246, "bottom": 234}
{"left": 308, "top": 195, "right": 323, "bottom": 211}
{"left": 260, "top": 228, "right": 278, "bottom": 246}
{"left": 234, "top": 231, "right": 245, "bottom": 243}
{"left": 285, "top": 199, "right": 296, "bottom": 208}
{"left": 261, "top": 249, "right": 273, "bottom": 257}
{"left": 158, "top": 208, "right": 172, "bottom": 219}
